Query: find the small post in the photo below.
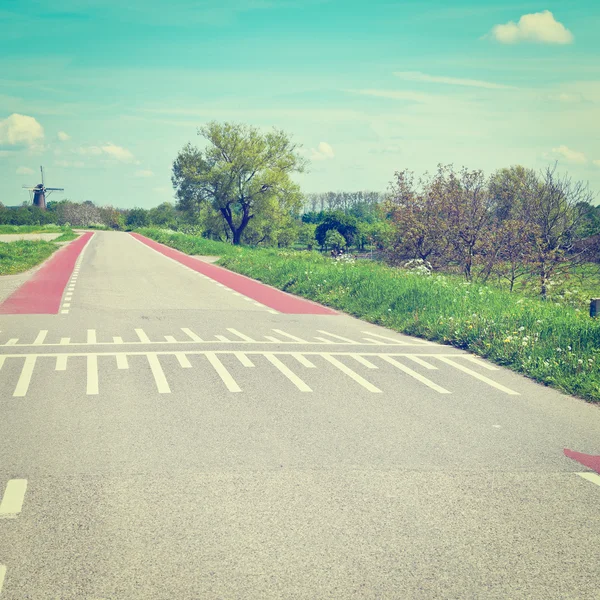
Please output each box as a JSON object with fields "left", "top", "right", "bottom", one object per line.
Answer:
{"left": 591, "top": 298, "right": 600, "bottom": 318}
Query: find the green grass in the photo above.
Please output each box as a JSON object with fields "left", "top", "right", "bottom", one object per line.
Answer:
{"left": 52, "top": 229, "right": 79, "bottom": 242}
{"left": 138, "top": 228, "right": 600, "bottom": 403}
{"left": 0, "top": 224, "right": 65, "bottom": 234}
{"left": 136, "top": 228, "right": 241, "bottom": 257}
{"left": 0, "top": 240, "right": 58, "bottom": 275}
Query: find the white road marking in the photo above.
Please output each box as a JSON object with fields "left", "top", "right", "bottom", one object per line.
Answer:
{"left": 436, "top": 357, "right": 519, "bottom": 395}
{"left": 115, "top": 354, "right": 129, "bottom": 369}
{"left": 62, "top": 303, "right": 71, "bottom": 308}
{"left": 268, "top": 310, "right": 279, "bottom": 315}
{"left": 60, "top": 337, "right": 71, "bottom": 345}
{"left": 0, "top": 564, "right": 5, "bottom": 595}
{"left": 14, "top": 356, "right": 36, "bottom": 397}
{"left": 315, "top": 337, "right": 336, "bottom": 344}
{"left": 380, "top": 356, "right": 451, "bottom": 394}
{"left": 317, "top": 331, "right": 358, "bottom": 344}
{"left": 176, "top": 353, "right": 192, "bottom": 368}
{"left": 461, "top": 355, "right": 499, "bottom": 371}
{"left": 234, "top": 352, "right": 255, "bottom": 367}
{"left": 227, "top": 328, "right": 255, "bottom": 342}
{"left": 0, "top": 479, "right": 27, "bottom": 517}
{"left": 164, "top": 336, "right": 177, "bottom": 343}
{"left": 61, "top": 310, "right": 69, "bottom": 314}
{"left": 147, "top": 354, "right": 171, "bottom": 393}
{"left": 0, "top": 357, "right": 4, "bottom": 370}
{"left": 206, "top": 352, "right": 241, "bottom": 392}
{"left": 135, "top": 328, "right": 151, "bottom": 343}
{"left": 361, "top": 332, "right": 408, "bottom": 345}
{"left": 215, "top": 335, "right": 232, "bottom": 342}
{"left": 87, "top": 329, "right": 97, "bottom": 345}
{"left": 55, "top": 355, "right": 68, "bottom": 371}
{"left": 404, "top": 355, "right": 438, "bottom": 370}
{"left": 577, "top": 472, "right": 600, "bottom": 487}
{"left": 87, "top": 355, "right": 99, "bottom": 395}
{"left": 264, "top": 336, "right": 282, "bottom": 342}
{"left": 264, "top": 353, "right": 312, "bottom": 392}
{"left": 113, "top": 336, "right": 123, "bottom": 344}
{"left": 181, "top": 328, "right": 203, "bottom": 342}
{"left": 321, "top": 355, "right": 382, "bottom": 393}
{"left": 351, "top": 354, "right": 378, "bottom": 369}
{"left": 362, "top": 338, "right": 384, "bottom": 344}
{"left": 33, "top": 330, "right": 47, "bottom": 345}
{"left": 292, "top": 353, "right": 316, "bottom": 368}
{"left": 272, "top": 329, "right": 308, "bottom": 343}
{"left": 243, "top": 297, "right": 253, "bottom": 302}
{"left": 5, "top": 339, "right": 18, "bottom": 346}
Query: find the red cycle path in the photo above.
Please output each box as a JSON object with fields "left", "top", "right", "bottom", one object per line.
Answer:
{"left": 131, "top": 232, "right": 337, "bottom": 315}
{"left": 0, "top": 232, "right": 93, "bottom": 315}
{"left": 564, "top": 448, "right": 600, "bottom": 474}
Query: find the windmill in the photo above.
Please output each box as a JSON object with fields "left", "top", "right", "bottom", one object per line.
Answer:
{"left": 22, "top": 166, "right": 64, "bottom": 210}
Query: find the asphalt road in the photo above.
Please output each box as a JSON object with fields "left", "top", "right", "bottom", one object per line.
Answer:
{"left": 0, "top": 231, "right": 599, "bottom": 599}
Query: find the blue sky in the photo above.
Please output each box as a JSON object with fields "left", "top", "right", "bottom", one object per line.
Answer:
{"left": 1, "top": 0, "right": 599, "bottom": 208}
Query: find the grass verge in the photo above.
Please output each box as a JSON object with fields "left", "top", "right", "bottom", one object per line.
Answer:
{"left": 0, "top": 240, "right": 58, "bottom": 275}
{"left": 138, "top": 229, "right": 600, "bottom": 403}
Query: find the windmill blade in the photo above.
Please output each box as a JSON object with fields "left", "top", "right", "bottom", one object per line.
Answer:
{"left": 45, "top": 187, "right": 65, "bottom": 191}
{"left": 22, "top": 185, "right": 37, "bottom": 189}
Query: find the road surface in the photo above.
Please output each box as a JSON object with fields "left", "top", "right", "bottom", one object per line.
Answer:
{"left": 0, "top": 231, "right": 598, "bottom": 599}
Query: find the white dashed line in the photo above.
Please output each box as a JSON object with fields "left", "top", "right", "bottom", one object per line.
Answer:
{"left": 147, "top": 354, "right": 170, "bottom": 393}
{"left": 577, "top": 472, "right": 600, "bottom": 487}
{"left": 13, "top": 356, "right": 36, "bottom": 397}
{"left": 380, "top": 356, "right": 451, "bottom": 394}
{"left": 205, "top": 352, "right": 241, "bottom": 392}
{"left": 33, "top": 330, "right": 47, "bottom": 345}
{"left": 321, "top": 354, "right": 382, "bottom": 393}
{"left": 264, "top": 353, "right": 312, "bottom": 392}
{"left": 436, "top": 357, "right": 519, "bottom": 395}
{"left": 0, "top": 564, "right": 6, "bottom": 595}
{"left": 0, "top": 479, "right": 28, "bottom": 517}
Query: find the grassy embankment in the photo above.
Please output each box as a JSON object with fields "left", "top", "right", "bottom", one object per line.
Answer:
{"left": 138, "top": 228, "right": 600, "bottom": 403}
{"left": 0, "top": 226, "right": 78, "bottom": 275}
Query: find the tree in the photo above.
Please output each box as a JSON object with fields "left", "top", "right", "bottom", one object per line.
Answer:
{"left": 324, "top": 229, "right": 346, "bottom": 252}
{"left": 125, "top": 207, "right": 149, "bottom": 229}
{"left": 314, "top": 211, "right": 358, "bottom": 248}
{"left": 172, "top": 121, "right": 307, "bottom": 244}
{"left": 522, "top": 164, "right": 593, "bottom": 296}
{"left": 384, "top": 167, "right": 450, "bottom": 267}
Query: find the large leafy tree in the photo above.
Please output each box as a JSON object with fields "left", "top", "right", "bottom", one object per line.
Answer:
{"left": 172, "top": 121, "right": 308, "bottom": 245}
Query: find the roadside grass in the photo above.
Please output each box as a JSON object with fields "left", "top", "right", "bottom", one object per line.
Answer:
{"left": 0, "top": 224, "right": 66, "bottom": 234}
{"left": 136, "top": 228, "right": 241, "bottom": 257}
{"left": 0, "top": 240, "right": 58, "bottom": 275}
{"left": 138, "top": 228, "right": 600, "bottom": 403}
{"left": 52, "top": 229, "right": 79, "bottom": 242}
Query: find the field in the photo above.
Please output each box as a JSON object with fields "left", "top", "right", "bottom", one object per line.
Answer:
{"left": 138, "top": 228, "right": 600, "bottom": 403}
{"left": 0, "top": 226, "right": 78, "bottom": 274}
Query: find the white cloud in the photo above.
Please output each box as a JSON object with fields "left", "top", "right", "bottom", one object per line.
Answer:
{"left": 16, "top": 166, "right": 34, "bottom": 175}
{"left": 488, "top": 11, "right": 573, "bottom": 45}
{"left": 549, "top": 145, "right": 587, "bottom": 164}
{"left": 135, "top": 169, "right": 154, "bottom": 178}
{"left": 101, "top": 142, "right": 135, "bottom": 162}
{"left": 57, "top": 131, "right": 70, "bottom": 141}
{"left": 393, "top": 71, "right": 515, "bottom": 90}
{"left": 77, "top": 145, "right": 103, "bottom": 156}
{"left": 77, "top": 142, "right": 135, "bottom": 163}
{"left": 0, "top": 113, "right": 44, "bottom": 148}
{"left": 306, "top": 141, "right": 335, "bottom": 161}
{"left": 345, "top": 88, "right": 434, "bottom": 104}
{"left": 550, "top": 92, "right": 585, "bottom": 104}
{"left": 55, "top": 159, "right": 85, "bottom": 168}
